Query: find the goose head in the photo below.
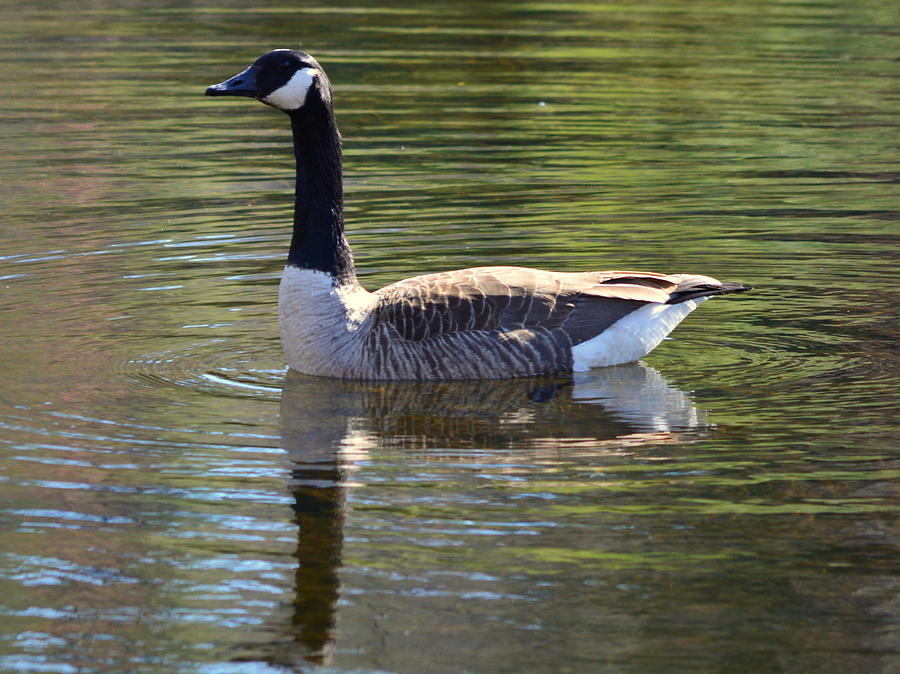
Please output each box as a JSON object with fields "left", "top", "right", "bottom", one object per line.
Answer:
{"left": 205, "top": 49, "right": 332, "bottom": 113}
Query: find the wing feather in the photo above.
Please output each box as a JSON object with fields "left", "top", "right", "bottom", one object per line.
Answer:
{"left": 373, "top": 266, "right": 679, "bottom": 345}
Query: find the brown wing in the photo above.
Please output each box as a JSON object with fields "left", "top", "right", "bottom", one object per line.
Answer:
{"left": 372, "top": 266, "right": 681, "bottom": 346}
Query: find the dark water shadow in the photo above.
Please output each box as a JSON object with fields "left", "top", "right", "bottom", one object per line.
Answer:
{"left": 271, "top": 363, "right": 710, "bottom": 666}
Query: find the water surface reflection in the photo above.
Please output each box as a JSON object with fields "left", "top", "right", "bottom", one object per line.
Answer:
{"left": 277, "top": 364, "right": 707, "bottom": 665}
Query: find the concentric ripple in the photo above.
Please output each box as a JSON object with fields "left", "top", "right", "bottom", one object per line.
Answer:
{"left": 123, "top": 339, "right": 285, "bottom": 400}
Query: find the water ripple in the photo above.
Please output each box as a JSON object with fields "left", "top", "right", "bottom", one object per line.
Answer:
{"left": 124, "top": 340, "right": 284, "bottom": 400}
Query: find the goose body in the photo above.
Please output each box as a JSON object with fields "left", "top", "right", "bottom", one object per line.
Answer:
{"left": 207, "top": 50, "right": 750, "bottom": 381}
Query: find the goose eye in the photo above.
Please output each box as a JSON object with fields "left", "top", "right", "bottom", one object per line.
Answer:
{"left": 279, "top": 61, "right": 293, "bottom": 72}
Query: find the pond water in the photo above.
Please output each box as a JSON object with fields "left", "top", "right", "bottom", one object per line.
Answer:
{"left": 1, "top": 0, "right": 898, "bottom": 672}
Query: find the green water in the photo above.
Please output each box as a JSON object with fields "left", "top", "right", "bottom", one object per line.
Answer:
{"left": 1, "top": 0, "right": 897, "bottom": 672}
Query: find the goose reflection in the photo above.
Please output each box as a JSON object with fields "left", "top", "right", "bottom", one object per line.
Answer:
{"left": 275, "top": 362, "right": 709, "bottom": 666}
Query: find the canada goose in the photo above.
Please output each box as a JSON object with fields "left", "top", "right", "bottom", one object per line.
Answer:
{"left": 206, "top": 50, "right": 750, "bottom": 380}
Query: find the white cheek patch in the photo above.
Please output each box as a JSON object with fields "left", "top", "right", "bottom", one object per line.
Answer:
{"left": 263, "top": 68, "right": 318, "bottom": 110}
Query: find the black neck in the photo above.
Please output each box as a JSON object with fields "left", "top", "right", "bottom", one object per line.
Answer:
{"left": 286, "top": 87, "right": 355, "bottom": 281}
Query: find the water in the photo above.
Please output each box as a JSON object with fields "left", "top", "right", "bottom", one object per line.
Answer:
{"left": 1, "top": 0, "right": 898, "bottom": 671}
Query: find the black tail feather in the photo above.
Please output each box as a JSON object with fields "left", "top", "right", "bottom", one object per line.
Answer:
{"left": 667, "top": 281, "right": 752, "bottom": 305}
